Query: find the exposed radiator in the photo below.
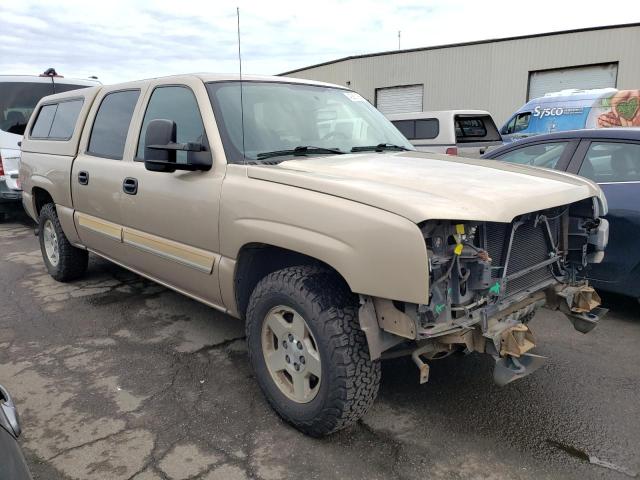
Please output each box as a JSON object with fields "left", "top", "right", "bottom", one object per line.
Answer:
{"left": 483, "top": 211, "right": 561, "bottom": 297}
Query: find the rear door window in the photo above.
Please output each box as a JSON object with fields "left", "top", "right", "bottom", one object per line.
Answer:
{"left": 87, "top": 90, "right": 140, "bottom": 159}
{"left": 30, "top": 104, "right": 57, "bottom": 138}
{"left": 494, "top": 141, "right": 569, "bottom": 169}
{"left": 48, "top": 100, "right": 84, "bottom": 139}
{"left": 31, "top": 100, "right": 84, "bottom": 140}
{"left": 579, "top": 142, "right": 640, "bottom": 183}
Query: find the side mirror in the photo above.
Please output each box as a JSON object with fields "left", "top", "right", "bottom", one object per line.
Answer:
{"left": 143, "top": 119, "right": 212, "bottom": 173}
{"left": 144, "top": 119, "right": 177, "bottom": 172}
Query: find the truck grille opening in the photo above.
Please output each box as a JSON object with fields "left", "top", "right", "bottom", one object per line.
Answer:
{"left": 483, "top": 211, "right": 562, "bottom": 297}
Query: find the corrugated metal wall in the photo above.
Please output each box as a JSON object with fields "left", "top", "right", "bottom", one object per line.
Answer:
{"left": 286, "top": 25, "right": 640, "bottom": 125}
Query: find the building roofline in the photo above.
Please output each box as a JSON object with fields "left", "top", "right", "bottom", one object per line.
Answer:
{"left": 280, "top": 22, "right": 640, "bottom": 75}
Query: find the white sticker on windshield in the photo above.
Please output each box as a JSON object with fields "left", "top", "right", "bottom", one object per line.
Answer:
{"left": 344, "top": 91, "right": 365, "bottom": 102}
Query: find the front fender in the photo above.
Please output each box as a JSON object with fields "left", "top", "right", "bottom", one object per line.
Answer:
{"left": 220, "top": 172, "right": 429, "bottom": 304}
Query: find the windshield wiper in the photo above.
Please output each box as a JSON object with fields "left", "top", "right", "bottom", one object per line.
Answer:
{"left": 351, "top": 143, "right": 410, "bottom": 153}
{"left": 256, "top": 146, "right": 344, "bottom": 160}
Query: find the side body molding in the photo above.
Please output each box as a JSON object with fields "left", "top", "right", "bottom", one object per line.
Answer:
{"left": 74, "top": 212, "right": 216, "bottom": 274}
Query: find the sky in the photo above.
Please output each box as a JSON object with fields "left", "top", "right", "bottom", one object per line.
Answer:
{"left": 1, "top": 0, "right": 639, "bottom": 84}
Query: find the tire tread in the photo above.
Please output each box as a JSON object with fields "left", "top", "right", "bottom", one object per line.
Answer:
{"left": 39, "top": 203, "right": 88, "bottom": 282}
{"left": 246, "top": 265, "right": 381, "bottom": 436}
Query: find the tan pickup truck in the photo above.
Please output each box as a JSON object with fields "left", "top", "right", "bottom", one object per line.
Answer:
{"left": 19, "top": 74, "right": 609, "bottom": 436}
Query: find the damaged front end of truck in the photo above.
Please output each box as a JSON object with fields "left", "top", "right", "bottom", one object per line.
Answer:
{"left": 360, "top": 196, "right": 609, "bottom": 386}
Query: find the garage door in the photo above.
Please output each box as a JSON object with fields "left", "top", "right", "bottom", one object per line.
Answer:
{"left": 528, "top": 63, "right": 617, "bottom": 100}
{"left": 376, "top": 85, "right": 423, "bottom": 114}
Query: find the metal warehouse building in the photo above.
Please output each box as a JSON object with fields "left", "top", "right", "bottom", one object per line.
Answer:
{"left": 281, "top": 23, "right": 640, "bottom": 125}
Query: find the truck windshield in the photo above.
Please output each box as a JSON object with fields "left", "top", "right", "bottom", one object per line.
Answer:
{"left": 0, "top": 81, "right": 89, "bottom": 136}
{"left": 206, "top": 81, "right": 413, "bottom": 163}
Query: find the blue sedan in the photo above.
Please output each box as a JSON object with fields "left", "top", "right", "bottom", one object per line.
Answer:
{"left": 483, "top": 128, "right": 640, "bottom": 301}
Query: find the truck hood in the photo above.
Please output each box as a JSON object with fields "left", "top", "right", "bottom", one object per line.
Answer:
{"left": 247, "top": 151, "right": 606, "bottom": 223}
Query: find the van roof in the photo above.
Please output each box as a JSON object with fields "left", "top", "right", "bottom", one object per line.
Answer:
{"left": 515, "top": 88, "right": 625, "bottom": 113}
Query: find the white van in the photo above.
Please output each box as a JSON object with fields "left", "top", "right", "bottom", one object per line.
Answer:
{"left": 500, "top": 88, "right": 640, "bottom": 143}
{"left": 387, "top": 110, "right": 503, "bottom": 158}
{"left": 0, "top": 70, "right": 99, "bottom": 219}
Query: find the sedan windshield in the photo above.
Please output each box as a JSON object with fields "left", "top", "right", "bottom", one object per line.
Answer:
{"left": 206, "top": 81, "right": 413, "bottom": 163}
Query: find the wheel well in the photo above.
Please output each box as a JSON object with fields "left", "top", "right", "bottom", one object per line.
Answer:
{"left": 234, "top": 243, "right": 351, "bottom": 319}
{"left": 32, "top": 187, "right": 54, "bottom": 217}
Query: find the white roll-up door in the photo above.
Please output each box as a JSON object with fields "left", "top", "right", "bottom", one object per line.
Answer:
{"left": 376, "top": 85, "right": 423, "bottom": 114}
{"left": 528, "top": 63, "right": 617, "bottom": 100}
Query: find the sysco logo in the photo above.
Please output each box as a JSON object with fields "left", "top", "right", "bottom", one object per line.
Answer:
{"left": 533, "top": 106, "right": 564, "bottom": 118}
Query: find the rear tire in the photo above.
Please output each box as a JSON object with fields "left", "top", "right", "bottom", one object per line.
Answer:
{"left": 38, "top": 203, "right": 88, "bottom": 282}
{"left": 246, "top": 265, "right": 381, "bottom": 437}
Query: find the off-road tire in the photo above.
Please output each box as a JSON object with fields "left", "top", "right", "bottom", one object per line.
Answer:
{"left": 246, "top": 265, "right": 381, "bottom": 437}
{"left": 38, "top": 203, "right": 88, "bottom": 282}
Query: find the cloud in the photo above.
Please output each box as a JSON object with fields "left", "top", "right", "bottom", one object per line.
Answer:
{"left": 1, "top": 0, "right": 638, "bottom": 84}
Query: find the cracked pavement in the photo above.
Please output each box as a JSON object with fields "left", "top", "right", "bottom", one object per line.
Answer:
{"left": 1, "top": 212, "right": 639, "bottom": 480}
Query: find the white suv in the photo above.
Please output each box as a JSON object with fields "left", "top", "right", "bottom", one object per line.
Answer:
{"left": 0, "top": 69, "right": 99, "bottom": 220}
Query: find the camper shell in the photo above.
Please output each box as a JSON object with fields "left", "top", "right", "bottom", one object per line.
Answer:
{"left": 387, "top": 110, "right": 502, "bottom": 158}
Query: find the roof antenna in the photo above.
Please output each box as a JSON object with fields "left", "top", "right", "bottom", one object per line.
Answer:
{"left": 237, "top": 7, "right": 246, "bottom": 162}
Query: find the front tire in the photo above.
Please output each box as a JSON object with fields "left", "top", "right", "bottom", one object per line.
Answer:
{"left": 246, "top": 265, "right": 381, "bottom": 437}
{"left": 38, "top": 203, "right": 88, "bottom": 282}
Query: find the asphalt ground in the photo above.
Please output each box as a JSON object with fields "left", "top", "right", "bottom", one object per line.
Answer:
{"left": 1, "top": 211, "right": 638, "bottom": 480}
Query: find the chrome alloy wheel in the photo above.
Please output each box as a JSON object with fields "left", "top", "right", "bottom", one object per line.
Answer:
{"left": 42, "top": 219, "right": 60, "bottom": 267}
{"left": 261, "top": 305, "right": 322, "bottom": 403}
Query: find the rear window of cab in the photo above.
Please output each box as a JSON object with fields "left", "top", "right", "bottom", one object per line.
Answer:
{"left": 30, "top": 98, "right": 84, "bottom": 140}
